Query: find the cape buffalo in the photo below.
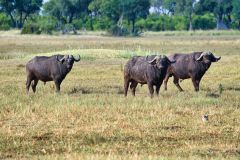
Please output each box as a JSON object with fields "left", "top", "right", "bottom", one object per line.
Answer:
{"left": 124, "top": 55, "right": 175, "bottom": 97}
{"left": 26, "top": 54, "right": 80, "bottom": 94}
{"left": 164, "top": 51, "right": 221, "bottom": 92}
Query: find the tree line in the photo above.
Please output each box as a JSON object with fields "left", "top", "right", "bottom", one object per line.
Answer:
{"left": 0, "top": 0, "right": 240, "bottom": 35}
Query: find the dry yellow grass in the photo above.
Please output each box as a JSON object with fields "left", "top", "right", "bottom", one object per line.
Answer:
{"left": 0, "top": 31, "right": 239, "bottom": 159}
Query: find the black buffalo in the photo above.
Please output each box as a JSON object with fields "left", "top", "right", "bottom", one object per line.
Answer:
{"left": 124, "top": 55, "right": 175, "bottom": 97}
{"left": 164, "top": 51, "right": 221, "bottom": 92}
{"left": 26, "top": 54, "right": 80, "bottom": 94}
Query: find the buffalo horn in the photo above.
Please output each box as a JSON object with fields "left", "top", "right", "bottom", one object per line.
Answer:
{"left": 74, "top": 54, "right": 81, "bottom": 62}
{"left": 57, "top": 55, "right": 69, "bottom": 62}
{"left": 196, "top": 51, "right": 209, "bottom": 61}
{"left": 212, "top": 54, "right": 221, "bottom": 61}
{"left": 216, "top": 56, "right": 221, "bottom": 61}
{"left": 148, "top": 55, "right": 161, "bottom": 64}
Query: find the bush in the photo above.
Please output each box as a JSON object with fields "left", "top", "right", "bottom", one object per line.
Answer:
{"left": 135, "top": 18, "right": 145, "bottom": 32}
{"left": 108, "top": 24, "right": 129, "bottom": 36}
{"left": 38, "top": 16, "right": 57, "bottom": 34}
{"left": 72, "top": 19, "right": 84, "bottom": 30}
{"left": 231, "top": 20, "right": 240, "bottom": 29}
{"left": 0, "top": 13, "right": 11, "bottom": 30}
{"left": 144, "top": 14, "right": 159, "bottom": 31}
{"left": 93, "top": 17, "right": 111, "bottom": 30}
{"left": 74, "top": 16, "right": 112, "bottom": 31}
{"left": 192, "top": 14, "right": 216, "bottom": 30}
{"left": 61, "top": 24, "right": 78, "bottom": 34}
{"left": 85, "top": 18, "right": 94, "bottom": 30}
{"left": 22, "top": 16, "right": 57, "bottom": 34}
{"left": 139, "top": 14, "right": 188, "bottom": 31}
{"left": 21, "top": 23, "right": 41, "bottom": 34}
{"left": 172, "top": 16, "right": 188, "bottom": 30}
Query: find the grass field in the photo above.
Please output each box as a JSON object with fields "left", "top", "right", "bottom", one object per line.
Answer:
{"left": 0, "top": 30, "right": 240, "bottom": 159}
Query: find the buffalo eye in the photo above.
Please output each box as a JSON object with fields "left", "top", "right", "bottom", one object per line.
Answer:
{"left": 68, "top": 58, "right": 73, "bottom": 63}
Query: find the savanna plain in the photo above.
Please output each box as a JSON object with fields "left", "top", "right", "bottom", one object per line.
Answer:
{"left": 0, "top": 30, "right": 240, "bottom": 159}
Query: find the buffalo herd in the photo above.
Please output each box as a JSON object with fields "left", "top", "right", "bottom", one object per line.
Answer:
{"left": 26, "top": 51, "right": 221, "bottom": 97}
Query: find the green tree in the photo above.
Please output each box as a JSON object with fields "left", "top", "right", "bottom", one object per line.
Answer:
{"left": 91, "top": 0, "right": 150, "bottom": 34}
{"left": 88, "top": 0, "right": 112, "bottom": 30}
{"left": 215, "top": 0, "right": 233, "bottom": 29}
{"left": 192, "top": 13, "right": 216, "bottom": 30}
{"left": 124, "top": 0, "right": 150, "bottom": 33}
{"left": 162, "top": 0, "right": 176, "bottom": 15}
{"left": 0, "top": 12, "right": 11, "bottom": 30}
{"left": 43, "top": 0, "right": 62, "bottom": 22}
{"left": 175, "top": 0, "right": 196, "bottom": 31}
{"left": 232, "top": 0, "right": 240, "bottom": 29}
{"left": 151, "top": 0, "right": 164, "bottom": 15}
{"left": 43, "top": 0, "right": 92, "bottom": 28}
{"left": 98, "top": 0, "right": 123, "bottom": 24}
{"left": 195, "top": 0, "right": 233, "bottom": 29}
{"left": 0, "top": 0, "right": 43, "bottom": 28}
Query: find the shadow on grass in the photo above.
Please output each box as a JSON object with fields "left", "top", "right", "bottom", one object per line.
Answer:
{"left": 224, "top": 86, "right": 240, "bottom": 92}
{"left": 16, "top": 64, "right": 25, "bottom": 68}
{"left": 0, "top": 55, "right": 15, "bottom": 60}
{"left": 32, "top": 132, "right": 54, "bottom": 141}
{"left": 205, "top": 85, "right": 240, "bottom": 98}
{"left": 161, "top": 125, "right": 184, "bottom": 130}
{"left": 68, "top": 85, "right": 124, "bottom": 95}
{"left": 206, "top": 92, "right": 220, "bottom": 98}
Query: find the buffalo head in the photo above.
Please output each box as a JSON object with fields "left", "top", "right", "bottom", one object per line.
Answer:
{"left": 57, "top": 54, "right": 81, "bottom": 69}
{"left": 148, "top": 55, "right": 175, "bottom": 69}
{"left": 196, "top": 51, "right": 221, "bottom": 63}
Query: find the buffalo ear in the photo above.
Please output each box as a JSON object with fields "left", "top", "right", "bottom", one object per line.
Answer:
{"left": 168, "top": 59, "right": 176, "bottom": 64}
{"left": 56, "top": 55, "right": 66, "bottom": 63}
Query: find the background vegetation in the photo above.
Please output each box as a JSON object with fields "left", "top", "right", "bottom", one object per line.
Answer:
{"left": 1, "top": 0, "right": 240, "bottom": 35}
{"left": 0, "top": 30, "right": 239, "bottom": 159}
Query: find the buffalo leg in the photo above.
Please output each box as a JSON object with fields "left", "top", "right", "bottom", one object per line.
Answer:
{"left": 164, "top": 73, "right": 170, "bottom": 91}
{"left": 156, "top": 81, "right": 163, "bottom": 96}
{"left": 192, "top": 78, "right": 200, "bottom": 92}
{"left": 26, "top": 76, "right": 32, "bottom": 94}
{"left": 31, "top": 79, "right": 39, "bottom": 93}
{"left": 54, "top": 79, "right": 62, "bottom": 92}
{"left": 173, "top": 76, "right": 184, "bottom": 92}
{"left": 130, "top": 81, "right": 138, "bottom": 96}
{"left": 124, "top": 79, "right": 130, "bottom": 97}
{"left": 147, "top": 83, "right": 154, "bottom": 98}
